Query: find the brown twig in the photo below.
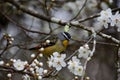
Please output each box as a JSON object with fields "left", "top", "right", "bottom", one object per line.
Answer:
{"left": 0, "top": 39, "right": 9, "bottom": 57}
{"left": 71, "top": 38, "right": 119, "bottom": 47}
{"left": 44, "top": 0, "right": 53, "bottom": 33}
{"left": 0, "top": 65, "right": 34, "bottom": 77}
{"left": 70, "top": 0, "right": 88, "bottom": 21}
{"left": 78, "top": 7, "right": 120, "bottom": 23}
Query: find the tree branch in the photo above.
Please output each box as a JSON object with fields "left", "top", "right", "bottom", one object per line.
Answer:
{"left": 78, "top": 7, "right": 120, "bottom": 23}
{"left": 1, "top": 12, "right": 49, "bottom": 35}
{"left": 4, "top": 0, "right": 120, "bottom": 44}
{"left": 0, "top": 65, "right": 34, "bottom": 77}
{"left": 70, "top": 0, "right": 88, "bottom": 21}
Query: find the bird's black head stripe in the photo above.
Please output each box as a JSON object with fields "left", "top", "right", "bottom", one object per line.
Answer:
{"left": 62, "top": 32, "right": 71, "bottom": 40}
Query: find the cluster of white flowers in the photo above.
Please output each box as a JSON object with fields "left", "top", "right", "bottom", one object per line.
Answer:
{"left": 3, "top": 33, "right": 14, "bottom": 44}
{"left": 67, "top": 44, "right": 91, "bottom": 76}
{"left": 12, "top": 58, "right": 48, "bottom": 80}
{"left": 67, "top": 56, "right": 83, "bottom": 76}
{"left": 48, "top": 52, "right": 66, "bottom": 71}
{"left": 3, "top": 44, "right": 92, "bottom": 79}
{"left": 97, "top": 8, "right": 120, "bottom": 31}
{"left": 28, "top": 59, "right": 48, "bottom": 79}
{"left": 13, "top": 59, "right": 28, "bottom": 71}
{"left": 47, "top": 44, "right": 92, "bottom": 77}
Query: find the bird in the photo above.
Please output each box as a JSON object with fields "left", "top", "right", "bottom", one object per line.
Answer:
{"left": 29, "top": 32, "right": 71, "bottom": 56}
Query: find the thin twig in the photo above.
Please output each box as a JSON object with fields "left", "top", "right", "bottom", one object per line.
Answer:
{"left": 0, "top": 65, "right": 34, "bottom": 77}
{"left": 81, "top": 59, "right": 88, "bottom": 80}
{"left": 0, "top": 40, "right": 9, "bottom": 57}
{"left": 70, "top": 0, "right": 88, "bottom": 21}
{"left": 65, "top": 50, "right": 78, "bottom": 61}
{"left": 44, "top": 0, "right": 52, "bottom": 33}
{"left": 65, "top": 36, "right": 93, "bottom": 61}
{"left": 81, "top": 29, "right": 96, "bottom": 80}
{"left": 78, "top": 7, "right": 120, "bottom": 23}
{"left": 1, "top": 13, "right": 49, "bottom": 35}
{"left": 28, "top": 52, "right": 40, "bottom": 65}
{"left": 71, "top": 38, "right": 118, "bottom": 47}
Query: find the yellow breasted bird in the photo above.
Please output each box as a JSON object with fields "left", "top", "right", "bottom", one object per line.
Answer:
{"left": 29, "top": 32, "right": 71, "bottom": 56}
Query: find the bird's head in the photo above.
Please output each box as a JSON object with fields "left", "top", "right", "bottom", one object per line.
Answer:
{"left": 57, "top": 32, "right": 71, "bottom": 41}
{"left": 57, "top": 32, "right": 71, "bottom": 47}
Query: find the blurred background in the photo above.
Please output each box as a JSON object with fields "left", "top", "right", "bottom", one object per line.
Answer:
{"left": 0, "top": 0, "right": 120, "bottom": 80}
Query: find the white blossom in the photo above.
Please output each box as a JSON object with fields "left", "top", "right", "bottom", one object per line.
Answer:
{"left": 97, "top": 16, "right": 109, "bottom": 28}
{"left": 43, "top": 69, "right": 48, "bottom": 74}
{"left": 34, "top": 66, "right": 39, "bottom": 70}
{"left": 38, "top": 76, "right": 42, "bottom": 80}
{"left": 48, "top": 52, "right": 66, "bottom": 71}
{"left": 0, "top": 61, "right": 4, "bottom": 65}
{"left": 110, "top": 11, "right": 120, "bottom": 31}
{"left": 39, "top": 47, "right": 44, "bottom": 51}
{"left": 36, "top": 68, "right": 44, "bottom": 75}
{"left": 109, "top": 0, "right": 113, "bottom": 3}
{"left": 31, "top": 70, "right": 35, "bottom": 74}
{"left": 46, "top": 40, "right": 50, "bottom": 44}
{"left": 7, "top": 73, "right": 12, "bottom": 78}
{"left": 100, "top": 8, "right": 112, "bottom": 18}
{"left": 29, "top": 67, "right": 34, "bottom": 72}
{"left": 39, "top": 53, "right": 43, "bottom": 57}
{"left": 31, "top": 54, "right": 35, "bottom": 58}
{"left": 34, "top": 59, "right": 39, "bottom": 64}
{"left": 78, "top": 44, "right": 91, "bottom": 59}
{"left": 39, "top": 62, "right": 43, "bottom": 67}
{"left": 97, "top": 8, "right": 120, "bottom": 32}
{"left": 48, "top": 55, "right": 54, "bottom": 68}
{"left": 68, "top": 56, "right": 80, "bottom": 72}
{"left": 97, "top": 8, "right": 112, "bottom": 28}
{"left": 13, "top": 59, "right": 27, "bottom": 71}
{"left": 52, "top": 58, "right": 66, "bottom": 71}
{"left": 22, "top": 74, "right": 30, "bottom": 80}
{"left": 110, "top": 11, "right": 120, "bottom": 26}
{"left": 30, "top": 62, "right": 36, "bottom": 67}
{"left": 74, "top": 66, "right": 83, "bottom": 76}
{"left": 10, "top": 59, "right": 16, "bottom": 63}
{"left": 67, "top": 56, "right": 83, "bottom": 76}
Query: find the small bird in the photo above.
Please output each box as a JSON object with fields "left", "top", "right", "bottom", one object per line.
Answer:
{"left": 29, "top": 32, "right": 71, "bottom": 56}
